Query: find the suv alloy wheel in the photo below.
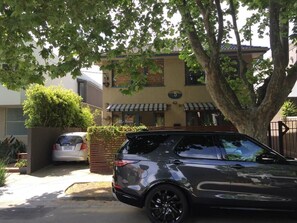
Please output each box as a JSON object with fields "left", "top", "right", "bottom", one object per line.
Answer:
{"left": 145, "top": 184, "right": 189, "bottom": 223}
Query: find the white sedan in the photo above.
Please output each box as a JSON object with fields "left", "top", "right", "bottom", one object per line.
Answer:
{"left": 52, "top": 132, "right": 88, "bottom": 163}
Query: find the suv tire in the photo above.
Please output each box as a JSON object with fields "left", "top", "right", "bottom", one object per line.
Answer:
{"left": 145, "top": 184, "right": 188, "bottom": 223}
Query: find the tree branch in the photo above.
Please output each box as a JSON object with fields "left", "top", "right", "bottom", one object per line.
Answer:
{"left": 214, "top": 0, "right": 223, "bottom": 46}
{"left": 195, "top": 0, "right": 218, "bottom": 53}
{"left": 229, "top": 0, "right": 256, "bottom": 106}
{"left": 177, "top": 0, "right": 210, "bottom": 66}
{"left": 269, "top": 1, "right": 287, "bottom": 69}
{"left": 259, "top": 1, "right": 291, "bottom": 115}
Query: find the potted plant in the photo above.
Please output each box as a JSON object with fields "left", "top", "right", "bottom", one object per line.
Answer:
{"left": 15, "top": 159, "right": 27, "bottom": 174}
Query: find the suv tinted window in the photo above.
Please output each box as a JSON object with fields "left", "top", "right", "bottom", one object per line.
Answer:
{"left": 175, "top": 135, "right": 218, "bottom": 159}
{"left": 217, "top": 135, "right": 266, "bottom": 162}
{"left": 121, "top": 135, "right": 169, "bottom": 154}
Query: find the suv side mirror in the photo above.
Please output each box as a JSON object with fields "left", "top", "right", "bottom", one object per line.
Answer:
{"left": 256, "top": 153, "right": 278, "bottom": 164}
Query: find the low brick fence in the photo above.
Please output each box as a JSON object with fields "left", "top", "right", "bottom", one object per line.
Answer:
{"left": 89, "top": 134, "right": 126, "bottom": 174}
{"left": 88, "top": 126, "right": 146, "bottom": 174}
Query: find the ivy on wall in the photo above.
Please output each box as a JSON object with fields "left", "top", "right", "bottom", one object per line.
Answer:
{"left": 87, "top": 125, "right": 147, "bottom": 141}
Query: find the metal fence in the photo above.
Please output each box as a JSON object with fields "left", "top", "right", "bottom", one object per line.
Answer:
{"left": 268, "top": 121, "right": 297, "bottom": 158}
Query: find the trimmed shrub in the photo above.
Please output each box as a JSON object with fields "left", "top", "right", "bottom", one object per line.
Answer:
{"left": 23, "top": 84, "right": 94, "bottom": 128}
{"left": 88, "top": 125, "right": 147, "bottom": 140}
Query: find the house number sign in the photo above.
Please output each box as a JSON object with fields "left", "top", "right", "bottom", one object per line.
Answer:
{"left": 168, "top": 90, "right": 182, "bottom": 99}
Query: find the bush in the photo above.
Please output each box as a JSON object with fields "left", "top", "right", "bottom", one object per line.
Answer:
{"left": 0, "top": 160, "right": 6, "bottom": 187}
{"left": 23, "top": 84, "right": 94, "bottom": 128}
{"left": 0, "top": 136, "right": 26, "bottom": 163}
{"left": 281, "top": 100, "right": 297, "bottom": 117}
{"left": 14, "top": 159, "right": 27, "bottom": 168}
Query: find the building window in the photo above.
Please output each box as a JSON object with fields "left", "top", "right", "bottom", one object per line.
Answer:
{"left": 78, "top": 80, "right": 87, "bottom": 102}
{"left": 112, "top": 59, "right": 164, "bottom": 87}
{"left": 185, "top": 64, "right": 205, "bottom": 85}
{"left": 221, "top": 58, "right": 239, "bottom": 79}
{"left": 112, "top": 112, "right": 123, "bottom": 125}
{"left": 144, "top": 59, "right": 164, "bottom": 86}
{"left": 124, "top": 113, "right": 137, "bottom": 125}
{"left": 186, "top": 111, "right": 226, "bottom": 126}
{"left": 111, "top": 112, "right": 139, "bottom": 125}
{"left": 112, "top": 71, "right": 131, "bottom": 87}
{"left": 6, "top": 108, "right": 27, "bottom": 135}
{"left": 155, "top": 113, "right": 165, "bottom": 127}
{"left": 112, "top": 111, "right": 164, "bottom": 127}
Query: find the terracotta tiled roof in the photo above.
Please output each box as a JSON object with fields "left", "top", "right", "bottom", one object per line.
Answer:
{"left": 220, "top": 43, "right": 269, "bottom": 52}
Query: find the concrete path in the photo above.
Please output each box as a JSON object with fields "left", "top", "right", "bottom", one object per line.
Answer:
{"left": 0, "top": 163, "right": 112, "bottom": 208}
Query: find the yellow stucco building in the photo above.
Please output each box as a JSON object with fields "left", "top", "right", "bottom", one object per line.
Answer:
{"left": 101, "top": 45, "right": 268, "bottom": 128}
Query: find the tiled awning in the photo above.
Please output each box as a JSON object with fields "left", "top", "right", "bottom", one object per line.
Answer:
{"left": 107, "top": 103, "right": 167, "bottom": 112}
{"left": 184, "top": 102, "right": 217, "bottom": 111}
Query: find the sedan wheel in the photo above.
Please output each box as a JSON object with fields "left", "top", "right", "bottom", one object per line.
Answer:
{"left": 145, "top": 184, "right": 188, "bottom": 223}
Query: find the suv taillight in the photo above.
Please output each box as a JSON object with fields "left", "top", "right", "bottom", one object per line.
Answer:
{"left": 52, "top": 144, "right": 57, "bottom": 150}
{"left": 114, "top": 160, "right": 138, "bottom": 167}
{"left": 80, "top": 143, "right": 88, "bottom": 150}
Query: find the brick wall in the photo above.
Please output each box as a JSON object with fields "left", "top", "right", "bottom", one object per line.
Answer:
{"left": 89, "top": 133, "right": 126, "bottom": 174}
{"left": 88, "top": 126, "right": 146, "bottom": 174}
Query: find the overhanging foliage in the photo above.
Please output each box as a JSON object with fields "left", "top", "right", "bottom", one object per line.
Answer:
{"left": 0, "top": 1, "right": 297, "bottom": 142}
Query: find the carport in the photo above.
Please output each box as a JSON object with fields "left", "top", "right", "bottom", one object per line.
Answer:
{"left": 27, "top": 127, "right": 83, "bottom": 174}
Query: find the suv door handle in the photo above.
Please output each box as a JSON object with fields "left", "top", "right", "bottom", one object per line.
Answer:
{"left": 230, "top": 164, "right": 244, "bottom": 169}
{"left": 171, "top": 160, "right": 183, "bottom": 165}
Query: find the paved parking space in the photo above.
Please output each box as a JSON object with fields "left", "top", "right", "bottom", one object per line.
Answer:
{"left": 0, "top": 163, "right": 111, "bottom": 208}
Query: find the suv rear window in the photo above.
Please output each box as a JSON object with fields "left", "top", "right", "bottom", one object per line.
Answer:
{"left": 121, "top": 135, "right": 169, "bottom": 154}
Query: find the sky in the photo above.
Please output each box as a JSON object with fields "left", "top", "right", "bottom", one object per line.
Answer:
{"left": 81, "top": 65, "right": 102, "bottom": 87}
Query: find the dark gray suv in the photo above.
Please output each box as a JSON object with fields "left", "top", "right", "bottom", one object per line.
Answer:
{"left": 112, "top": 131, "right": 297, "bottom": 222}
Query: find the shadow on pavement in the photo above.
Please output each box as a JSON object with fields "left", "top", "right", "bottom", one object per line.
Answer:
{"left": 188, "top": 207, "right": 297, "bottom": 223}
{"left": 31, "top": 162, "right": 90, "bottom": 178}
{"left": 0, "top": 191, "right": 59, "bottom": 220}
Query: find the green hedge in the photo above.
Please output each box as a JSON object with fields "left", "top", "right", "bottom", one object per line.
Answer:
{"left": 88, "top": 125, "right": 147, "bottom": 141}
{"left": 23, "top": 84, "right": 94, "bottom": 128}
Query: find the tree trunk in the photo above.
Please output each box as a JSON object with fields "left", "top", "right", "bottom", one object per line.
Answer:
{"left": 205, "top": 67, "right": 275, "bottom": 145}
{"left": 177, "top": 0, "right": 297, "bottom": 146}
{"left": 234, "top": 117, "right": 270, "bottom": 145}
